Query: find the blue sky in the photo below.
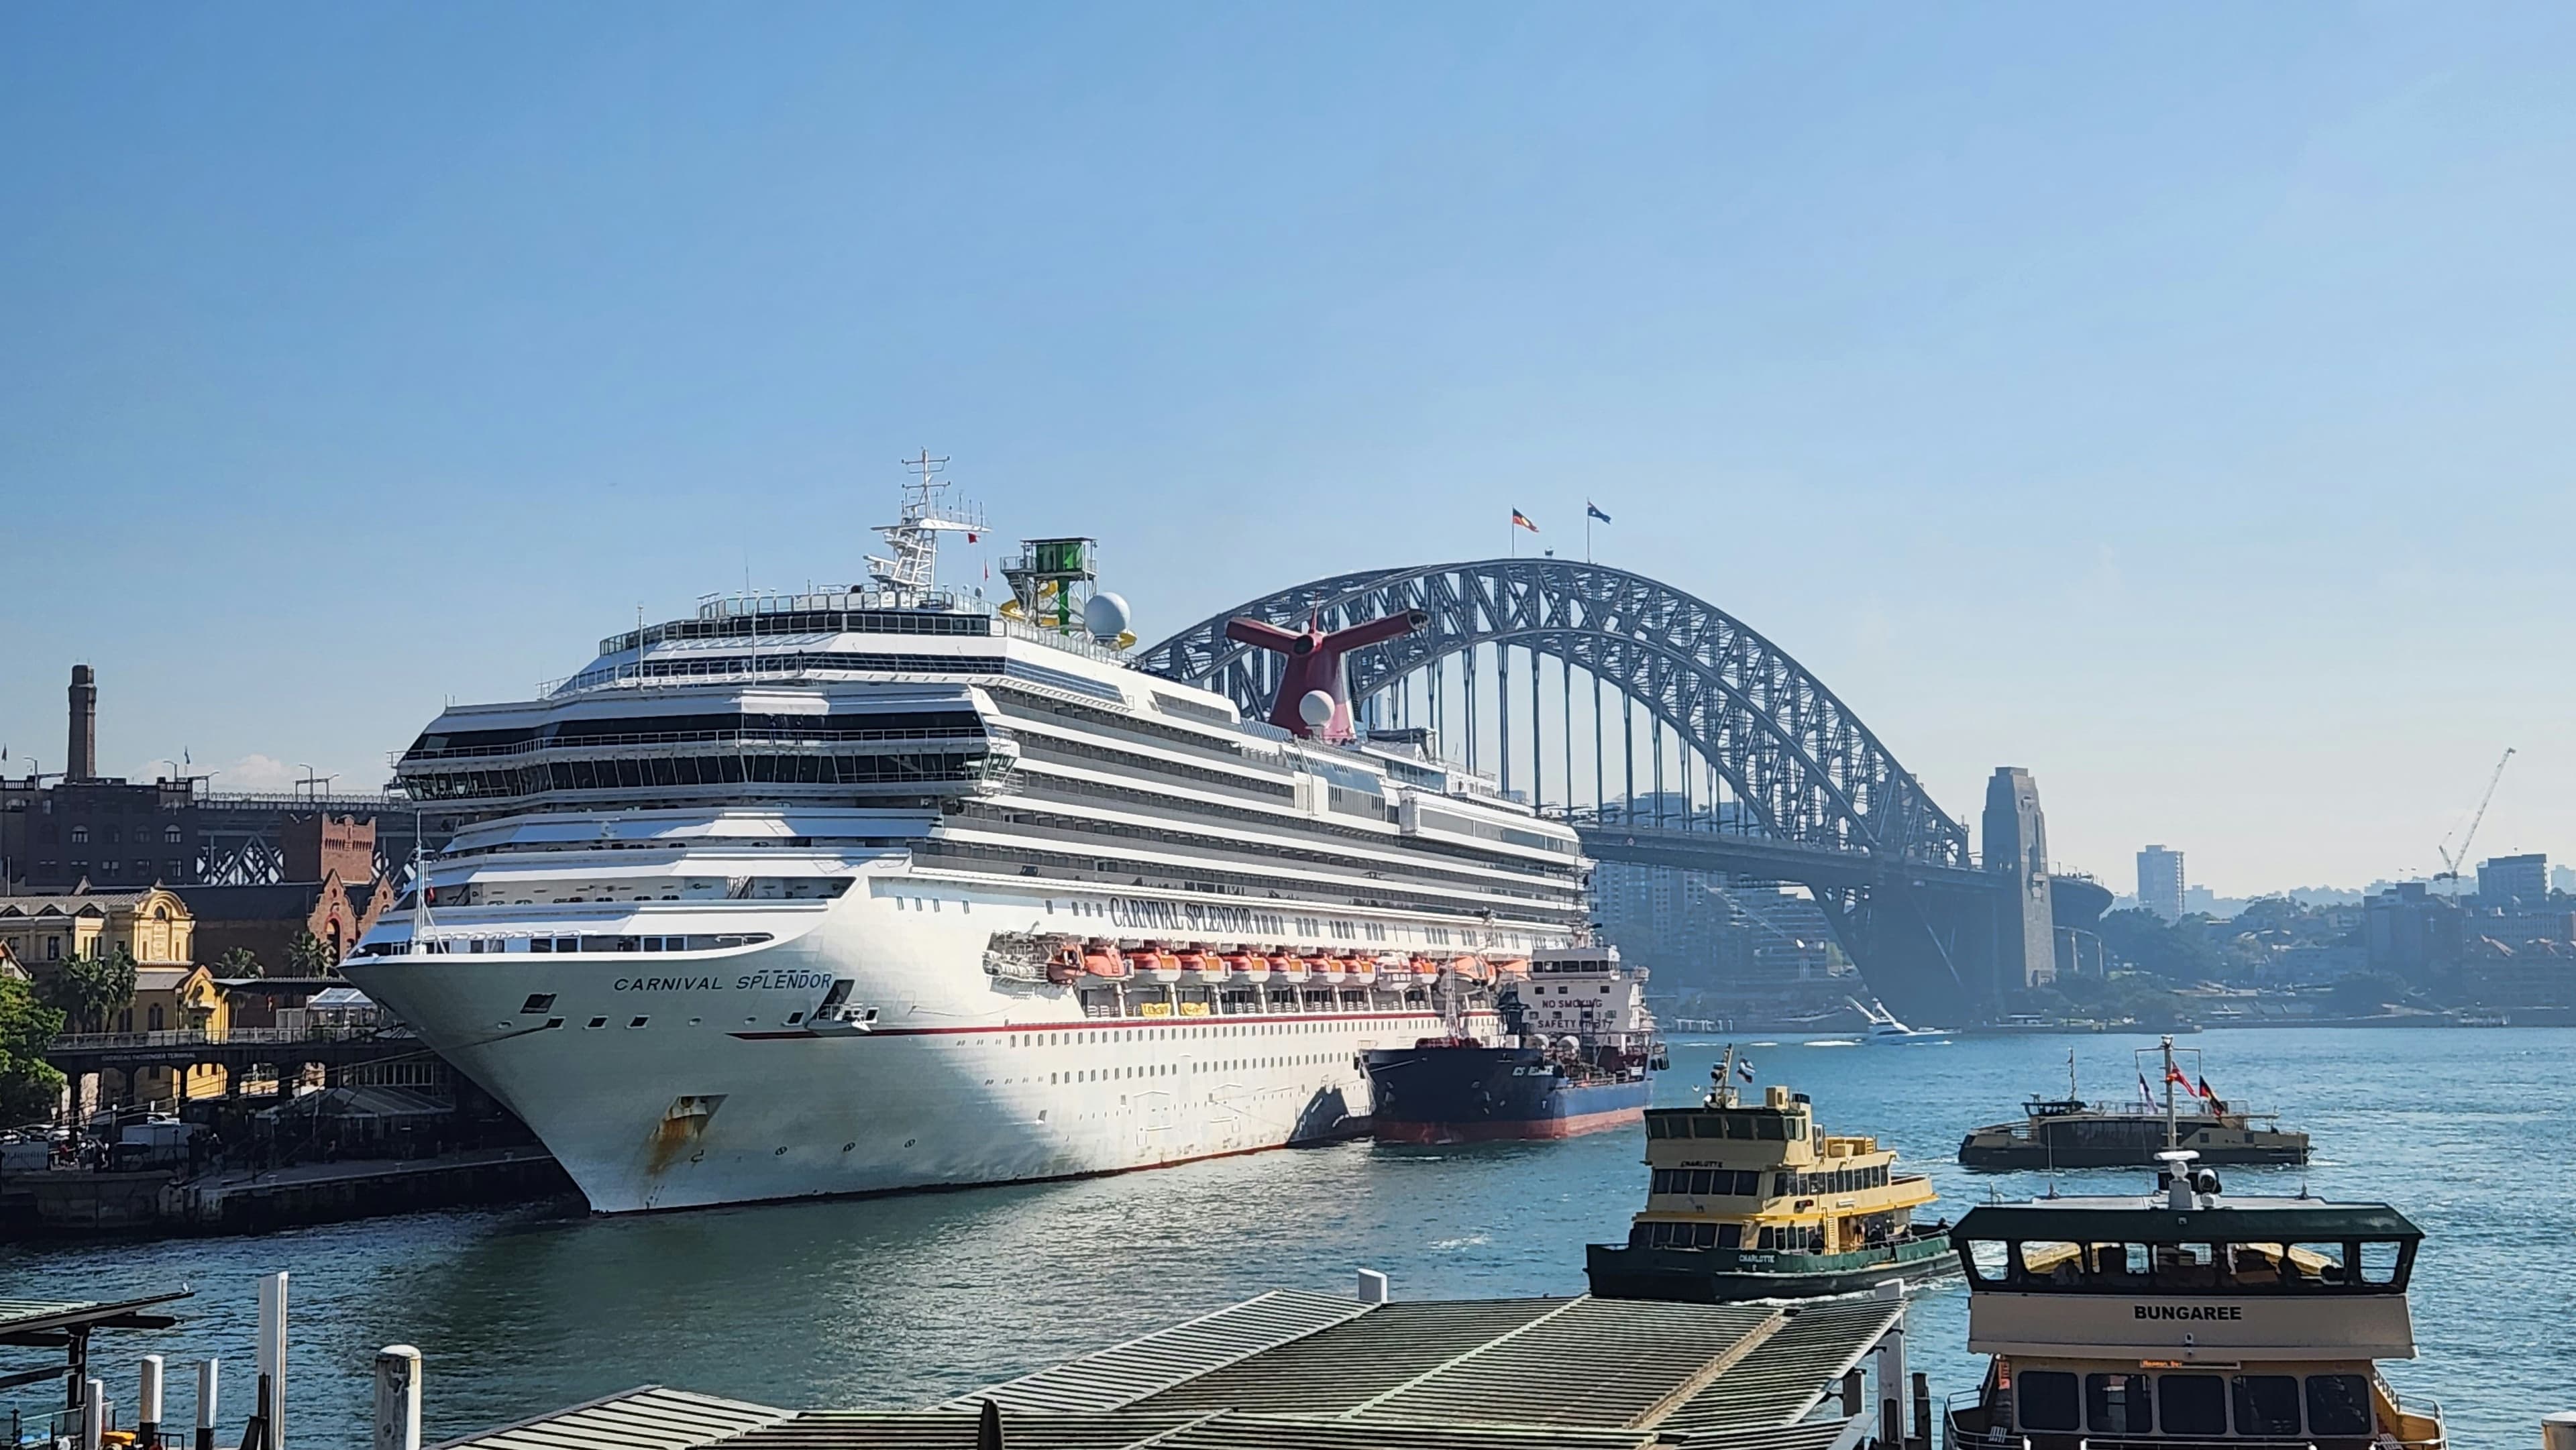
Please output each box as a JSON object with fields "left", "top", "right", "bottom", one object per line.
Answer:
{"left": 3, "top": 5, "right": 2571, "bottom": 895}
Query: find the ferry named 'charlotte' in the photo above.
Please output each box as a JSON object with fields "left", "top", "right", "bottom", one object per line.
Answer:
{"left": 344, "top": 464, "right": 1589, "bottom": 1212}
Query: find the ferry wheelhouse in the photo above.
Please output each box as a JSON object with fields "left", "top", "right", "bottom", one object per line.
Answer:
{"left": 1585, "top": 1052, "right": 1957, "bottom": 1300}
{"left": 1943, "top": 1154, "right": 2442, "bottom": 1449}
{"left": 343, "top": 469, "right": 1591, "bottom": 1212}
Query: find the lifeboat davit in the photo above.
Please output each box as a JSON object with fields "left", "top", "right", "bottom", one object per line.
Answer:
{"left": 1447, "top": 954, "right": 1486, "bottom": 983}
{"left": 1048, "top": 947, "right": 1086, "bottom": 985}
{"left": 1272, "top": 954, "right": 1311, "bottom": 983}
{"left": 1226, "top": 952, "right": 1271, "bottom": 983}
{"left": 1129, "top": 948, "right": 1181, "bottom": 984}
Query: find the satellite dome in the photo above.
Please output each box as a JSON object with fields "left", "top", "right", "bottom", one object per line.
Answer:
{"left": 1083, "top": 592, "right": 1131, "bottom": 643}
{"left": 1297, "top": 690, "right": 1336, "bottom": 729}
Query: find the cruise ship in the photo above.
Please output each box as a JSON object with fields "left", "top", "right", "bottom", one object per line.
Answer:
{"left": 342, "top": 470, "right": 1589, "bottom": 1213}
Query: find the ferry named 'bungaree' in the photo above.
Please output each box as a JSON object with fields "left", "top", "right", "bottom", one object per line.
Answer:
{"left": 343, "top": 464, "right": 1589, "bottom": 1212}
{"left": 1942, "top": 1151, "right": 2444, "bottom": 1448}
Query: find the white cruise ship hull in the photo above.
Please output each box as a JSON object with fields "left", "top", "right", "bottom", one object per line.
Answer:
{"left": 347, "top": 868, "right": 1464, "bottom": 1213}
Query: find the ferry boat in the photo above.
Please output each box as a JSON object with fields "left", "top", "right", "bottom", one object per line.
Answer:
{"left": 1361, "top": 945, "right": 1664, "bottom": 1143}
{"left": 1942, "top": 1152, "right": 2444, "bottom": 1448}
{"left": 1958, "top": 1040, "right": 2309, "bottom": 1170}
{"left": 1584, "top": 1049, "right": 1959, "bottom": 1301}
{"left": 341, "top": 466, "right": 1589, "bottom": 1213}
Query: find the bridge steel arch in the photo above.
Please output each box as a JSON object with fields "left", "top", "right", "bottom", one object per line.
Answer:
{"left": 1138, "top": 559, "right": 2021, "bottom": 1020}
{"left": 1138, "top": 558, "right": 1968, "bottom": 866}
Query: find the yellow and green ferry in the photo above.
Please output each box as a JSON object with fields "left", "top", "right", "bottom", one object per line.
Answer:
{"left": 1586, "top": 1048, "right": 1959, "bottom": 1301}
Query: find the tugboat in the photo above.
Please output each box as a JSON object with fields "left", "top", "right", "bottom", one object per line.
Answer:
{"left": 1364, "top": 945, "right": 1663, "bottom": 1142}
{"left": 1942, "top": 1150, "right": 2445, "bottom": 1447}
{"left": 1959, "top": 1040, "right": 2310, "bottom": 1170}
{"left": 1584, "top": 1048, "right": 1959, "bottom": 1300}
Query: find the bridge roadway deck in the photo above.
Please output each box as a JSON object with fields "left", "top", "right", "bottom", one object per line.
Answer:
{"left": 1572, "top": 823, "right": 1998, "bottom": 892}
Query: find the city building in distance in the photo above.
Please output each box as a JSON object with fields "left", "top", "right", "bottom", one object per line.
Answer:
{"left": 2136, "top": 844, "right": 2185, "bottom": 921}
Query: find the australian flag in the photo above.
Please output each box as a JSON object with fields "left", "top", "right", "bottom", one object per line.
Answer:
{"left": 1587, "top": 502, "right": 1612, "bottom": 524}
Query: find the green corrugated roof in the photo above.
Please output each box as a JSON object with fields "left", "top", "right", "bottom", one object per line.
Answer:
{"left": 950, "top": 1290, "right": 1371, "bottom": 1414}
{"left": 433, "top": 1387, "right": 792, "bottom": 1450}
{"left": 1129, "top": 1298, "right": 1567, "bottom": 1417}
{"left": 1658, "top": 1300, "right": 1902, "bottom": 1435}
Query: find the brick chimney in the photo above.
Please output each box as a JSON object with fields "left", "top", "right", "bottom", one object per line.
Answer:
{"left": 67, "top": 665, "right": 97, "bottom": 781}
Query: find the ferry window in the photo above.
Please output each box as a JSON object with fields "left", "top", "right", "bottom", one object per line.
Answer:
{"left": 1733, "top": 1171, "right": 1761, "bottom": 1196}
{"left": 1715, "top": 1223, "right": 1742, "bottom": 1249}
{"left": 1650, "top": 1170, "right": 1674, "bottom": 1192}
{"left": 1964, "top": 1241, "right": 2008, "bottom": 1284}
{"left": 2151, "top": 1242, "right": 2221, "bottom": 1291}
{"left": 2286, "top": 1241, "right": 2349, "bottom": 1288}
{"left": 2155, "top": 1374, "right": 2226, "bottom": 1437}
{"left": 2305, "top": 1374, "right": 2372, "bottom": 1435}
{"left": 2084, "top": 1374, "right": 2152, "bottom": 1433}
{"left": 530, "top": 938, "right": 551, "bottom": 953}
{"left": 2088, "top": 1241, "right": 2151, "bottom": 1286}
{"left": 2231, "top": 1375, "right": 2300, "bottom": 1436}
{"left": 2012, "top": 1241, "right": 2082, "bottom": 1286}
{"left": 1756, "top": 1116, "right": 1788, "bottom": 1141}
{"left": 2357, "top": 1239, "right": 2408, "bottom": 1286}
{"left": 2016, "top": 1372, "right": 2079, "bottom": 1432}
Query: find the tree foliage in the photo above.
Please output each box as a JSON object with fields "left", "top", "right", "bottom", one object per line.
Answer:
{"left": 213, "top": 946, "right": 264, "bottom": 979}
{"left": 41, "top": 944, "right": 138, "bottom": 1034}
{"left": 284, "top": 932, "right": 338, "bottom": 975}
{"left": 0, "top": 974, "right": 68, "bottom": 1124}
{"left": 2094, "top": 908, "right": 2227, "bottom": 982}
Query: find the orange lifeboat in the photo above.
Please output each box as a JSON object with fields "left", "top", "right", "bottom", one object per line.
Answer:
{"left": 1491, "top": 956, "right": 1530, "bottom": 981}
{"left": 1177, "top": 948, "right": 1219, "bottom": 981}
{"left": 1082, "top": 945, "right": 1128, "bottom": 978}
{"left": 1226, "top": 952, "right": 1271, "bottom": 983}
{"left": 1048, "top": 947, "right": 1086, "bottom": 985}
{"left": 1272, "top": 953, "right": 1311, "bottom": 983}
{"left": 1313, "top": 955, "right": 1350, "bottom": 985}
{"left": 1407, "top": 955, "right": 1440, "bottom": 985}
{"left": 1447, "top": 954, "right": 1485, "bottom": 983}
{"left": 1344, "top": 955, "right": 1379, "bottom": 987}
{"left": 1129, "top": 948, "right": 1181, "bottom": 983}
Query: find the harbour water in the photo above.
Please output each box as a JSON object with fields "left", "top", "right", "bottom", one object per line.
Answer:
{"left": 5, "top": 1027, "right": 2567, "bottom": 1447}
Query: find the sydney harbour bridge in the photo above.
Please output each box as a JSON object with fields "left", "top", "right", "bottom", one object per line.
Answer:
{"left": 1140, "top": 558, "right": 2108, "bottom": 1023}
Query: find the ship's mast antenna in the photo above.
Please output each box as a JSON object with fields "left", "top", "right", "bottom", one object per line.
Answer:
{"left": 2162, "top": 1034, "right": 2178, "bottom": 1150}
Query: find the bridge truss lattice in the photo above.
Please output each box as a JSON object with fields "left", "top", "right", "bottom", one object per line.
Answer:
{"left": 1137, "top": 559, "right": 1968, "bottom": 869}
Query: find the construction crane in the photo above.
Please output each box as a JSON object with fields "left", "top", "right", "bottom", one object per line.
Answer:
{"left": 2434, "top": 746, "right": 2516, "bottom": 895}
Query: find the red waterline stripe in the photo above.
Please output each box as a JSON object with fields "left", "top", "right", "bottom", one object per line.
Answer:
{"left": 1373, "top": 1104, "right": 1644, "bottom": 1144}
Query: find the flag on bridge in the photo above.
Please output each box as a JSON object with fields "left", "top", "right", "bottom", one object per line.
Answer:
{"left": 1511, "top": 508, "right": 1539, "bottom": 533}
{"left": 1587, "top": 502, "right": 1612, "bottom": 524}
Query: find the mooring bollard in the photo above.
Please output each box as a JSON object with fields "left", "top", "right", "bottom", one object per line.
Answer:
{"left": 256, "top": 1273, "right": 288, "bottom": 1450}
{"left": 80, "top": 1377, "right": 105, "bottom": 1450}
{"left": 373, "top": 1347, "right": 423, "bottom": 1450}
{"left": 194, "top": 1358, "right": 219, "bottom": 1450}
{"left": 1355, "top": 1268, "right": 1389, "bottom": 1304}
{"left": 138, "top": 1354, "right": 164, "bottom": 1450}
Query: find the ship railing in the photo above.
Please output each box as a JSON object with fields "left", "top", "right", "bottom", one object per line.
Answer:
{"left": 404, "top": 724, "right": 989, "bottom": 761}
{"left": 47, "top": 1023, "right": 417, "bottom": 1050}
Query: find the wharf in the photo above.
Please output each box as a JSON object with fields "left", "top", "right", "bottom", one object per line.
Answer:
{"left": 436, "top": 1285, "right": 1919, "bottom": 1450}
{"left": 11, "top": 1145, "right": 572, "bottom": 1236}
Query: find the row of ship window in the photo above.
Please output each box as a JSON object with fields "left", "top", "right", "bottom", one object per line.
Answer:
{"left": 1036, "top": 897, "right": 1479, "bottom": 949}
{"left": 405, "top": 750, "right": 983, "bottom": 799}
{"left": 2011, "top": 1370, "right": 2373, "bottom": 1439}
{"left": 1004, "top": 1021, "right": 1353, "bottom": 1048}
{"left": 1044, "top": 1054, "right": 1336, "bottom": 1085}
{"left": 918, "top": 837, "right": 1571, "bottom": 928}
{"left": 356, "top": 932, "right": 776, "bottom": 957}
{"left": 1646, "top": 1111, "right": 1811, "bottom": 1142}
{"left": 1628, "top": 1221, "right": 1827, "bottom": 1253}
{"left": 1648, "top": 1164, "right": 1890, "bottom": 1197}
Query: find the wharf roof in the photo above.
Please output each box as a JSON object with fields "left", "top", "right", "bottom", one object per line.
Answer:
{"left": 435, "top": 1292, "right": 1886, "bottom": 1450}
{"left": 1952, "top": 1198, "right": 2422, "bottom": 1243}
{"left": 0, "top": 1290, "right": 191, "bottom": 1345}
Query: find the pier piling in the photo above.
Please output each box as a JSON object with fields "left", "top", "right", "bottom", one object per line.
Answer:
{"left": 139, "top": 1353, "right": 163, "bottom": 1449}
{"left": 373, "top": 1345, "right": 422, "bottom": 1450}
{"left": 194, "top": 1357, "right": 218, "bottom": 1450}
